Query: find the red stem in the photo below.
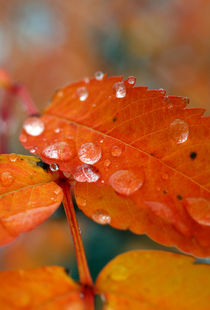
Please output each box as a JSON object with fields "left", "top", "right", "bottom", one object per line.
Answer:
{"left": 61, "top": 181, "right": 93, "bottom": 287}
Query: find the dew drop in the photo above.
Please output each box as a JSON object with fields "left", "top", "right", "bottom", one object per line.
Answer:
{"left": 127, "top": 76, "right": 136, "bottom": 85}
{"left": 78, "top": 142, "right": 102, "bottom": 165}
{"left": 109, "top": 169, "right": 144, "bottom": 196}
{"left": 76, "top": 197, "right": 87, "bottom": 207}
{"left": 95, "top": 71, "right": 104, "bottom": 81}
{"left": 30, "top": 148, "right": 37, "bottom": 154}
{"left": 111, "top": 145, "right": 122, "bottom": 157}
{"left": 9, "top": 153, "right": 18, "bottom": 162}
{"left": 84, "top": 77, "right": 90, "bottom": 84}
{"left": 54, "top": 128, "right": 61, "bottom": 133}
{"left": 73, "top": 164, "right": 100, "bottom": 183}
{"left": 104, "top": 159, "right": 111, "bottom": 168}
{"left": 185, "top": 198, "right": 210, "bottom": 226}
{"left": 23, "top": 117, "right": 45, "bottom": 136}
{"left": 50, "top": 163, "right": 59, "bottom": 172}
{"left": 19, "top": 133, "right": 27, "bottom": 143}
{"left": 42, "top": 141, "right": 74, "bottom": 161}
{"left": 92, "top": 209, "right": 111, "bottom": 225}
{"left": 0, "top": 171, "right": 14, "bottom": 186}
{"left": 170, "top": 119, "right": 189, "bottom": 144}
{"left": 110, "top": 265, "right": 129, "bottom": 281}
{"left": 113, "top": 82, "right": 126, "bottom": 98}
{"left": 77, "top": 86, "right": 88, "bottom": 101}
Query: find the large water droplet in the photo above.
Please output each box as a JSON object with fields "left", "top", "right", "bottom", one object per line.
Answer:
{"left": 50, "top": 163, "right": 59, "bottom": 172}
{"left": 109, "top": 169, "right": 144, "bottom": 196}
{"left": 78, "top": 142, "right": 102, "bottom": 165}
{"left": 73, "top": 164, "right": 100, "bottom": 183}
{"left": 127, "top": 76, "right": 136, "bottom": 85}
{"left": 77, "top": 86, "right": 88, "bottom": 101}
{"left": 170, "top": 119, "right": 189, "bottom": 144}
{"left": 110, "top": 265, "right": 129, "bottom": 281}
{"left": 42, "top": 141, "right": 74, "bottom": 161}
{"left": 111, "top": 145, "right": 122, "bottom": 157}
{"left": 95, "top": 71, "right": 104, "bottom": 81}
{"left": 0, "top": 171, "right": 14, "bottom": 186}
{"left": 92, "top": 209, "right": 111, "bottom": 225}
{"left": 185, "top": 198, "right": 210, "bottom": 226}
{"left": 113, "top": 82, "right": 126, "bottom": 98}
{"left": 23, "top": 117, "right": 44, "bottom": 136}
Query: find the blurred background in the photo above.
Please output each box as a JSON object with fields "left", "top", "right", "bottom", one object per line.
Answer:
{"left": 0, "top": 0, "right": 209, "bottom": 282}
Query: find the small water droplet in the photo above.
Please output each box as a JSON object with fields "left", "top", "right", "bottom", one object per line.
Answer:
{"left": 19, "top": 133, "right": 27, "bottom": 143}
{"left": 78, "top": 142, "right": 102, "bottom": 165}
{"left": 104, "top": 159, "right": 111, "bottom": 168}
{"left": 111, "top": 145, "right": 122, "bottom": 157}
{"left": 92, "top": 209, "right": 111, "bottom": 225}
{"left": 77, "top": 86, "right": 88, "bottom": 101}
{"left": 56, "top": 90, "right": 64, "bottom": 97}
{"left": 30, "top": 148, "right": 36, "bottom": 154}
{"left": 100, "top": 139, "right": 104, "bottom": 143}
{"left": 170, "top": 119, "right": 189, "bottom": 144}
{"left": 63, "top": 171, "right": 71, "bottom": 178}
{"left": 23, "top": 117, "right": 45, "bottom": 136}
{"left": 159, "top": 88, "right": 166, "bottom": 95}
{"left": 0, "top": 171, "right": 14, "bottom": 186}
{"left": 76, "top": 197, "right": 87, "bottom": 207}
{"left": 73, "top": 164, "right": 100, "bottom": 183}
{"left": 127, "top": 76, "right": 136, "bottom": 85}
{"left": 185, "top": 198, "right": 210, "bottom": 226}
{"left": 84, "top": 77, "right": 90, "bottom": 84}
{"left": 9, "top": 153, "right": 18, "bottom": 162}
{"left": 95, "top": 71, "right": 104, "bottom": 81}
{"left": 110, "top": 265, "right": 129, "bottom": 281}
{"left": 50, "top": 163, "right": 59, "bottom": 172}
{"left": 54, "top": 128, "right": 61, "bottom": 133}
{"left": 42, "top": 141, "right": 74, "bottom": 161}
{"left": 113, "top": 82, "right": 126, "bottom": 98}
{"left": 162, "top": 173, "right": 169, "bottom": 180}
{"left": 109, "top": 169, "right": 144, "bottom": 196}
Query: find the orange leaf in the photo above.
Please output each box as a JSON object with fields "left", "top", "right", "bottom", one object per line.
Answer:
{"left": 0, "top": 154, "right": 63, "bottom": 245}
{"left": 19, "top": 75, "right": 210, "bottom": 257}
{"left": 95, "top": 250, "right": 210, "bottom": 310}
{"left": 0, "top": 266, "right": 84, "bottom": 310}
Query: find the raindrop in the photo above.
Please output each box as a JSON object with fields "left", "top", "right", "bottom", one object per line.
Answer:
{"left": 109, "top": 169, "right": 144, "bottom": 196}
{"left": 127, "top": 76, "right": 136, "bottom": 85}
{"left": 73, "top": 164, "right": 100, "bottom": 183}
{"left": 170, "top": 119, "right": 189, "bottom": 144}
{"left": 23, "top": 117, "right": 45, "bottom": 136}
{"left": 54, "top": 128, "right": 61, "bottom": 133}
{"left": 19, "top": 133, "right": 27, "bottom": 143}
{"left": 185, "top": 198, "right": 210, "bottom": 226}
{"left": 9, "top": 153, "right": 18, "bottom": 162}
{"left": 78, "top": 142, "right": 102, "bottom": 165}
{"left": 92, "top": 209, "right": 111, "bottom": 225}
{"left": 113, "top": 82, "right": 126, "bottom": 98}
{"left": 42, "top": 141, "right": 74, "bottom": 161}
{"left": 77, "top": 86, "right": 88, "bottom": 101}
{"left": 110, "top": 265, "right": 129, "bottom": 281}
{"left": 0, "top": 171, "right": 14, "bottom": 186}
{"left": 84, "top": 77, "right": 90, "bottom": 84}
{"left": 111, "top": 145, "right": 122, "bottom": 157}
{"left": 50, "top": 163, "right": 59, "bottom": 172}
{"left": 104, "top": 159, "right": 111, "bottom": 168}
{"left": 95, "top": 71, "right": 104, "bottom": 81}
{"left": 30, "top": 148, "right": 36, "bottom": 154}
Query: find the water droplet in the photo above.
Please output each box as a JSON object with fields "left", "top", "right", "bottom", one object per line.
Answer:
{"left": 92, "top": 209, "right": 111, "bottom": 224}
{"left": 9, "top": 153, "right": 18, "bottom": 162}
{"left": 76, "top": 197, "right": 87, "bottom": 207}
{"left": 78, "top": 142, "right": 102, "bottom": 165}
{"left": 84, "top": 77, "right": 90, "bottom": 84}
{"left": 50, "top": 163, "right": 59, "bottom": 172}
{"left": 110, "top": 265, "right": 129, "bottom": 281}
{"left": 54, "top": 128, "right": 61, "bottom": 133}
{"left": 170, "top": 119, "right": 189, "bottom": 144}
{"left": 104, "top": 159, "right": 111, "bottom": 168}
{"left": 95, "top": 71, "right": 104, "bottom": 81}
{"left": 111, "top": 145, "right": 122, "bottom": 157}
{"left": 23, "top": 117, "right": 45, "bottom": 136}
{"left": 73, "top": 164, "right": 100, "bottom": 183}
{"left": 113, "top": 82, "right": 126, "bottom": 98}
{"left": 19, "top": 133, "right": 27, "bottom": 143}
{"left": 30, "top": 148, "right": 36, "bottom": 154}
{"left": 0, "top": 171, "right": 14, "bottom": 186}
{"left": 127, "top": 76, "right": 136, "bottom": 85}
{"left": 77, "top": 86, "right": 88, "bottom": 101}
{"left": 185, "top": 198, "right": 210, "bottom": 226}
{"left": 159, "top": 88, "right": 166, "bottom": 95}
{"left": 162, "top": 173, "right": 169, "bottom": 180}
{"left": 109, "top": 169, "right": 144, "bottom": 196}
{"left": 42, "top": 141, "right": 74, "bottom": 161}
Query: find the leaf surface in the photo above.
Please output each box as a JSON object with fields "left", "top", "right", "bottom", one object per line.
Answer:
{"left": 0, "top": 154, "right": 63, "bottom": 245}
{"left": 95, "top": 250, "right": 210, "bottom": 310}
{"left": 0, "top": 266, "right": 84, "bottom": 310}
{"left": 20, "top": 75, "right": 210, "bottom": 256}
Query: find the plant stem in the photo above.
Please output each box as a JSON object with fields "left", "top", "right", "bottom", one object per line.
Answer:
{"left": 61, "top": 181, "right": 93, "bottom": 287}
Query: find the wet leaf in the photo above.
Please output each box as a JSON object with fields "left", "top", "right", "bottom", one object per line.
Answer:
{"left": 95, "top": 250, "right": 210, "bottom": 310}
{"left": 0, "top": 154, "right": 63, "bottom": 245}
{"left": 0, "top": 266, "right": 84, "bottom": 309}
{"left": 20, "top": 75, "right": 210, "bottom": 257}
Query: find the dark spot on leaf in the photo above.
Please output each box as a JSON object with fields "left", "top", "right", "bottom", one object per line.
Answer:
{"left": 163, "top": 190, "right": 168, "bottom": 194}
{"left": 112, "top": 117, "right": 117, "bottom": 122}
{"left": 177, "top": 195, "right": 183, "bottom": 200}
{"left": 150, "top": 153, "right": 154, "bottom": 156}
{"left": 190, "top": 152, "right": 197, "bottom": 159}
{"left": 36, "top": 160, "right": 49, "bottom": 171}
{"left": 64, "top": 268, "right": 70, "bottom": 275}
